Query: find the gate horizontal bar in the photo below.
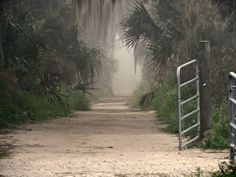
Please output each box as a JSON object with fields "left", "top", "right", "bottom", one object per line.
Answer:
{"left": 229, "top": 98, "right": 236, "bottom": 105}
{"left": 230, "top": 122, "right": 236, "bottom": 130}
{"left": 182, "top": 123, "right": 200, "bottom": 135}
{"left": 181, "top": 136, "right": 199, "bottom": 149}
{"left": 180, "top": 76, "right": 198, "bottom": 88}
{"left": 230, "top": 72, "right": 236, "bottom": 79}
{"left": 181, "top": 109, "right": 199, "bottom": 120}
{"left": 181, "top": 94, "right": 199, "bottom": 105}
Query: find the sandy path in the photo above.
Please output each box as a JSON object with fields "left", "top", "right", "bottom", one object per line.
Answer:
{"left": 0, "top": 97, "right": 227, "bottom": 177}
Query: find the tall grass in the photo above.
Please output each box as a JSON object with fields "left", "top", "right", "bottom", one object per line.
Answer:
{"left": 201, "top": 101, "right": 229, "bottom": 149}
{"left": 151, "top": 84, "right": 178, "bottom": 133}
{"left": 0, "top": 86, "right": 91, "bottom": 129}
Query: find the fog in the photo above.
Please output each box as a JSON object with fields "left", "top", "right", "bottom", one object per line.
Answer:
{"left": 0, "top": 1, "right": 231, "bottom": 176}
{"left": 112, "top": 37, "right": 142, "bottom": 96}
{"left": 75, "top": 0, "right": 142, "bottom": 97}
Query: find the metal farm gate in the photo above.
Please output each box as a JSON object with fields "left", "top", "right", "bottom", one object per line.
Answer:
{"left": 177, "top": 60, "right": 200, "bottom": 150}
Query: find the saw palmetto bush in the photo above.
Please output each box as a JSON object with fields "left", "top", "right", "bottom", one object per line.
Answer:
{"left": 0, "top": 0, "right": 104, "bottom": 128}
{"left": 123, "top": 0, "right": 236, "bottom": 149}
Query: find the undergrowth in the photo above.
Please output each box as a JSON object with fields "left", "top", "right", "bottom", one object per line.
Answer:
{"left": 0, "top": 86, "right": 91, "bottom": 129}
{"left": 201, "top": 100, "right": 229, "bottom": 149}
{"left": 128, "top": 83, "right": 151, "bottom": 108}
{"left": 130, "top": 83, "right": 231, "bottom": 150}
{"left": 152, "top": 84, "right": 198, "bottom": 138}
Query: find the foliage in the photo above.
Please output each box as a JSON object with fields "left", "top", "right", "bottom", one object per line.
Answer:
{"left": 151, "top": 84, "right": 178, "bottom": 133}
{"left": 201, "top": 101, "right": 230, "bottom": 149}
{"left": 122, "top": 0, "right": 236, "bottom": 150}
{"left": 121, "top": 0, "right": 236, "bottom": 102}
{"left": 0, "top": 0, "right": 103, "bottom": 128}
{"left": 132, "top": 81, "right": 231, "bottom": 149}
{"left": 0, "top": 86, "right": 90, "bottom": 129}
{"left": 131, "top": 82, "right": 197, "bottom": 136}
{"left": 128, "top": 83, "right": 151, "bottom": 108}
{"left": 121, "top": 0, "right": 173, "bottom": 73}
{"left": 61, "top": 85, "right": 91, "bottom": 111}
{"left": 0, "top": 91, "right": 66, "bottom": 129}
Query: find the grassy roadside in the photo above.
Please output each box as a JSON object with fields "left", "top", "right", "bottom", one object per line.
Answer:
{"left": 131, "top": 85, "right": 236, "bottom": 177}
{"left": 0, "top": 85, "right": 92, "bottom": 161}
{"left": 129, "top": 83, "right": 230, "bottom": 150}
{"left": 0, "top": 85, "right": 91, "bottom": 129}
{"left": 129, "top": 84, "right": 236, "bottom": 176}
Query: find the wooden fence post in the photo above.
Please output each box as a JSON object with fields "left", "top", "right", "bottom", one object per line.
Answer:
{"left": 198, "top": 40, "right": 211, "bottom": 138}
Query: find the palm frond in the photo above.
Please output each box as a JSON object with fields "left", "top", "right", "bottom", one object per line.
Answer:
{"left": 121, "top": 0, "right": 164, "bottom": 48}
{"left": 139, "top": 90, "right": 155, "bottom": 108}
{"left": 121, "top": 0, "right": 175, "bottom": 72}
{"left": 74, "top": 80, "right": 97, "bottom": 95}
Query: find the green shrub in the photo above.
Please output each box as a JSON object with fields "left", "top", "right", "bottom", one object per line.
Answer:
{"left": 0, "top": 91, "right": 68, "bottom": 128}
{"left": 203, "top": 134, "right": 228, "bottom": 149}
{"left": 61, "top": 85, "right": 91, "bottom": 111}
{"left": 0, "top": 100, "right": 26, "bottom": 128}
{"left": 19, "top": 91, "right": 69, "bottom": 119}
{"left": 0, "top": 86, "right": 91, "bottom": 129}
{"left": 151, "top": 83, "right": 231, "bottom": 150}
{"left": 128, "top": 83, "right": 151, "bottom": 108}
{"left": 152, "top": 84, "right": 178, "bottom": 133}
{"left": 201, "top": 101, "right": 230, "bottom": 149}
{"left": 152, "top": 84, "right": 200, "bottom": 137}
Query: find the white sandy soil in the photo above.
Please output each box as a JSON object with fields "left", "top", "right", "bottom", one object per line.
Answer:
{"left": 0, "top": 97, "right": 227, "bottom": 177}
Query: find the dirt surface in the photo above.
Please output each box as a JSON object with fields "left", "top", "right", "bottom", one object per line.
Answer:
{"left": 0, "top": 97, "right": 227, "bottom": 177}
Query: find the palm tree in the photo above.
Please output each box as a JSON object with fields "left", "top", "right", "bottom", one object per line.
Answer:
{"left": 0, "top": 0, "right": 104, "bottom": 99}
{"left": 121, "top": 0, "right": 226, "bottom": 74}
{"left": 121, "top": 0, "right": 233, "bottom": 106}
{"left": 121, "top": 0, "right": 180, "bottom": 73}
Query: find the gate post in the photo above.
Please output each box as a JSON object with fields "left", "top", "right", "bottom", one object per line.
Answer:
{"left": 198, "top": 41, "right": 211, "bottom": 138}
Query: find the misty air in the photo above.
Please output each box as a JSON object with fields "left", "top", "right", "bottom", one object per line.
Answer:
{"left": 0, "top": 0, "right": 236, "bottom": 177}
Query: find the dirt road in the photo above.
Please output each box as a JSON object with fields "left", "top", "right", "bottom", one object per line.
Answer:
{"left": 0, "top": 97, "right": 227, "bottom": 177}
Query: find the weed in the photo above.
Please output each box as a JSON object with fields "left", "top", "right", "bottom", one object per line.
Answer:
{"left": 201, "top": 101, "right": 230, "bottom": 149}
